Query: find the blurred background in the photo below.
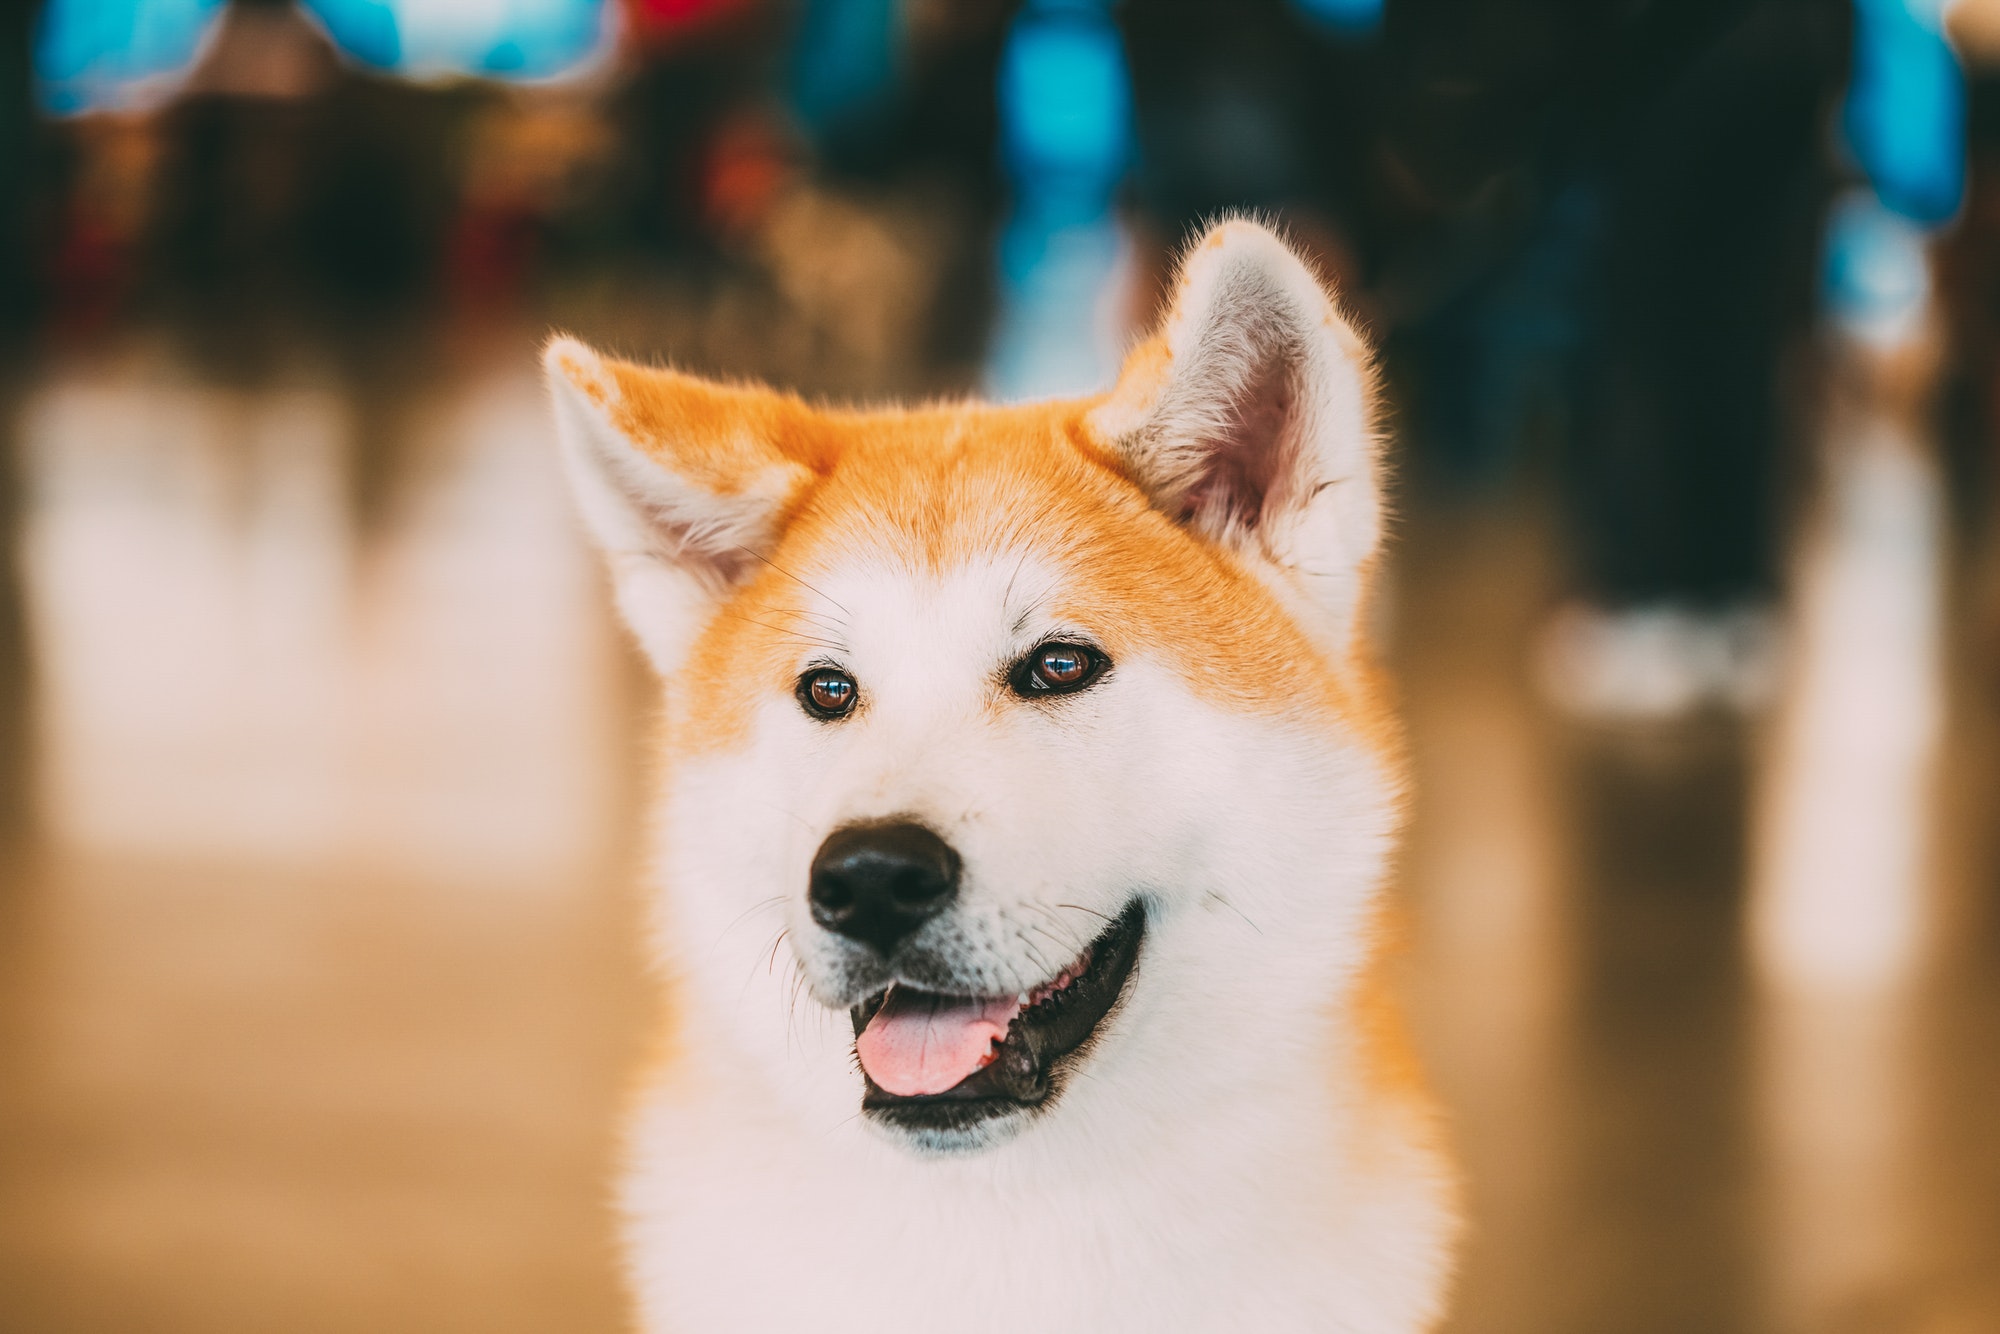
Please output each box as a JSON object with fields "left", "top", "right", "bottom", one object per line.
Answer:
{"left": 0, "top": 0, "right": 1997, "bottom": 1330}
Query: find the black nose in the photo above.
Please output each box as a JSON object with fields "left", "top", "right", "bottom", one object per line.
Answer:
{"left": 809, "top": 821, "right": 961, "bottom": 958}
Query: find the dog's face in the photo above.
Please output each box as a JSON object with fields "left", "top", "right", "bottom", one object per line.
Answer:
{"left": 547, "top": 222, "right": 1398, "bottom": 1155}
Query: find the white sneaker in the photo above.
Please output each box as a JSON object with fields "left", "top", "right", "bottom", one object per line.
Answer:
{"left": 1535, "top": 601, "right": 1781, "bottom": 722}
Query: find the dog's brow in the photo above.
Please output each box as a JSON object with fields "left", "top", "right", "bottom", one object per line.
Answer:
{"left": 732, "top": 544, "right": 851, "bottom": 617}
{"left": 1002, "top": 553, "right": 1049, "bottom": 638}
{"left": 748, "top": 603, "right": 851, "bottom": 648}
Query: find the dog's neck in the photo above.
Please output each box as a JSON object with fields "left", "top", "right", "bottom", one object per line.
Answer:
{"left": 621, "top": 1006, "right": 1454, "bottom": 1334}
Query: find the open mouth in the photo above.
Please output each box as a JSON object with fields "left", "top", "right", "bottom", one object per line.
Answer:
{"left": 849, "top": 900, "right": 1145, "bottom": 1141}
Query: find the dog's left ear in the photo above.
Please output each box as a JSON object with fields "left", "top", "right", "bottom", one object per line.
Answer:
{"left": 543, "top": 336, "right": 830, "bottom": 676}
{"left": 1088, "top": 220, "right": 1383, "bottom": 640}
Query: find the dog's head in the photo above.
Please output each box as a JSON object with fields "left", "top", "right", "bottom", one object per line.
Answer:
{"left": 546, "top": 221, "right": 1400, "bottom": 1155}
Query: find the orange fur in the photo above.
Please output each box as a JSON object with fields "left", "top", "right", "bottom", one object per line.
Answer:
{"left": 548, "top": 350, "right": 1404, "bottom": 767}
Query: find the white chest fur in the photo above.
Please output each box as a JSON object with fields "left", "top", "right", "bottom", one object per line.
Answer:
{"left": 619, "top": 1050, "right": 1455, "bottom": 1334}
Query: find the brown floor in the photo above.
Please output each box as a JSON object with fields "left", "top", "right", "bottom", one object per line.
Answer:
{"left": 1, "top": 345, "right": 1996, "bottom": 1333}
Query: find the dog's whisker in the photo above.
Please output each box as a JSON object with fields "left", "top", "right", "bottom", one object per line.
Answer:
{"left": 1002, "top": 550, "right": 1034, "bottom": 633}
{"left": 723, "top": 615, "right": 846, "bottom": 652}
{"left": 749, "top": 800, "right": 814, "bottom": 833}
{"left": 1026, "top": 918, "right": 1082, "bottom": 964}
{"left": 1054, "top": 901, "right": 1115, "bottom": 926}
{"left": 786, "top": 961, "right": 813, "bottom": 1060}
{"left": 1205, "top": 891, "right": 1263, "bottom": 934}
{"left": 764, "top": 928, "right": 791, "bottom": 978}
{"left": 1027, "top": 902, "right": 1091, "bottom": 957}
{"left": 743, "top": 603, "right": 852, "bottom": 644}
{"left": 739, "top": 926, "right": 788, "bottom": 1006}
{"left": 1008, "top": 920, "right": 1060, "bottom": 984}
{"left": 791, "top": 609, "right": 850, "bottom": 635}
{"left": 713, "top": 895, "right": 787, "bottom": 951}
{"left": 731, "top": 545, "right": 851, "bottom": 617}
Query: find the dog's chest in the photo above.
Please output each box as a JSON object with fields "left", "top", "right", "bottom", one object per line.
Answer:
{"left": 622, "top": 1099, "right": 1440, "bottom": 1334}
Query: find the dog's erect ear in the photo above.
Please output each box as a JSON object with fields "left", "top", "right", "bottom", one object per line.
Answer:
{"left": 1088, "top": 220, "right": 1383, "bottom": 640}
{"left": 544, "top": 336, "right": 829, "bottom": 675}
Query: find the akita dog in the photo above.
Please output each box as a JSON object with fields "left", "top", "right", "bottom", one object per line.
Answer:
{"left": 543, "top": 219, "right": 1457, "bottom": 1332}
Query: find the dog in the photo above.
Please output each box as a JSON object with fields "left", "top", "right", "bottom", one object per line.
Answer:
{"left": 542, "top": 218, "right": 1458, "bottom": 1333}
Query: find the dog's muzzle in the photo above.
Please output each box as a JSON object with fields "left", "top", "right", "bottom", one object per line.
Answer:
{"left": 802, "top": 823, "right": 1146, "bottom": 1149}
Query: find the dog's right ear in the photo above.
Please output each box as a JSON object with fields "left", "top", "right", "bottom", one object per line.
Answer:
{"left": 1085, "top": 221, "right": 1383, "bottom": 649}
{"left": 543, "top": 336, "right": 831, "bottom": 676}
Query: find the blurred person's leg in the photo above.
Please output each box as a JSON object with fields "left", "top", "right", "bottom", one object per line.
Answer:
{"left": 1936, "top": 67, "right": 2000, "bottom": 672}
{"left": 0, "top": 0, "right": 28, "bottom": 331}
{"left": 1549, "top": 0, "right": 1847, "bottom": 718}
{"left": 0, "top": 1, "right": 29, "bottom": 841}
{"left": 610, "top": 34, "right": 767, "bottom": 263}
{"left": 1580, "top": 0, "right": 1843, "bottom": 606}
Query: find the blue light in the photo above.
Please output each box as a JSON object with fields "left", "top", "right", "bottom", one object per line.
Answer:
{"left": 986, "top": 0, "right": 1136, "bottom": 401}
{"left": 299, "top": 0, "right": 606, "bottom": 79}
{"left": 789, "top": 0, "right": 902, "bottom": 136}
{"left": 34, "top": 0, "right": 608, "bottom": 109}
{"left": 986, "top": 212, "right": 1129, "bottom": 400}
{"left": 1821, "top": 187, "right": 1932, "bottom": 342}
{"left": 302, "top": 0, "right": 400, "bottom": 68}
{"left": 998, "top": 6, "right": 1132, "bottom": 216}
{"left": 1844, "top": 0, "right": 1965, "bottom": 226}
{"left": 1288, "top": 0, "right": 1383, "bottom": 36}
{"left": 35, "top": 0, "right": 224, "bottom": 114}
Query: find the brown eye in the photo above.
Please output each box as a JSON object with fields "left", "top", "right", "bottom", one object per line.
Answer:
{"left": 1036, "top": 646, "right": 1089, "bottom": 685}
{"left": 1010, "top": 641, "right": 1108, "bottom": 698}
{"left": 798, "top": 668, "right": 857, "bottom": 719}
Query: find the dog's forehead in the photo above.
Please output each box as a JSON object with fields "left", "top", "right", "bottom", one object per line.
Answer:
{"left": 807, "top": 552, "right": 1063, "bottom": 676}
{"left": 798, "top": 405, "right": 1119, "bottom": 567}
{"left": 776, "top": 408, "right": 1120, "bottom": 652}
{"left": 770, "top": 409, "right": 1339, "bottom": 705}
{"left": 666, "top": 401, "right": 1376, "bottom": 754}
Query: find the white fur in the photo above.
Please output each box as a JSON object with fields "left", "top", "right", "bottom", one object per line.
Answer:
{"left": 546, "top": 222, "right": 1455, "bottom": 1333}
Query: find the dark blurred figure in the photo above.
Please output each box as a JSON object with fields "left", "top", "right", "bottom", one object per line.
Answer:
{"left": 0, "top": 2, "right": 29, "bottom": 337}
{"left": 0, "top": 0, "right": 31, "bottom": 841}
{"left": 606, "top": 2, "right": 775, "bottom": 263}
{"left": 1940, "top": 63, "right": 2000, "bottom": 670}
{"left": 576, "top": 0, "right": 1009, "bottom": 394}
{"left": 1566, "top": 1, "right": 1845, "bottom": 615}
{"left": 1125, "top": 0, "right": 1850, "bottom": 716}
{"left": 146, "top": 1, "right": 457, "bottom": 356}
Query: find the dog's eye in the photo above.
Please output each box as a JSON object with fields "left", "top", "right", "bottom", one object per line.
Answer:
{"left": 798, "top": 668, "right": 858, "bottom": 720}
{"left": 1010, "top": 642, "right": 1108, "bottom": 698}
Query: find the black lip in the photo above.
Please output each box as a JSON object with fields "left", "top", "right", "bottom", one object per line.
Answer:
{"left": 851, "top": 900, "right": 1146, "bottom": 1139}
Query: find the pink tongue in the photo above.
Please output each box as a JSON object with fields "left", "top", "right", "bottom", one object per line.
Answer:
{"left": 857, "top": 989, "right": 1023, "bottom": 1097}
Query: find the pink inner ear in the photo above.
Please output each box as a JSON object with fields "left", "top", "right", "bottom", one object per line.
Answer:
{"left": 1180, "top": 348, "right": 1301, "bottom": 536}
